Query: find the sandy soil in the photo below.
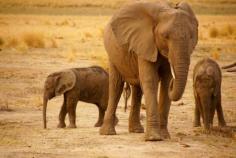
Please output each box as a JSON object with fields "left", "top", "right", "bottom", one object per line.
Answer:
{"left": 0, "top": 13, "right": 236, "bottom": 158}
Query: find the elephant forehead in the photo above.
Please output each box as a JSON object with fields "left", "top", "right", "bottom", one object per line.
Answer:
{"left": 206, "top": 67, "right": 214, "bottom": 76}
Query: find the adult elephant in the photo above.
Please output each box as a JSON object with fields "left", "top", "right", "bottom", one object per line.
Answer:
{"left": 100, "top": 1, "right": 198, "bottom": 141}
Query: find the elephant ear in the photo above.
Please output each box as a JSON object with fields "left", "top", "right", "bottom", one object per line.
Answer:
{"left": 55, "top": 70, "right": 76, "bottom": 96}
{"left": 110, "top": 2, "right": 157, "bottom": 62}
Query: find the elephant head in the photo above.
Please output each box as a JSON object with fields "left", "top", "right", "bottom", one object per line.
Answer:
{"left": 110, "top": 1, "right": 198, "bottom": 101}
{"left": 43, "top": 70, "right": 76, "bottom": 129}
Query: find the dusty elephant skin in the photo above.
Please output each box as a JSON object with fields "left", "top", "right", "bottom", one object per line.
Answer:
{"left": 193, "top": 58, "right": 226, "bottom": 130}
{"left": 43, "top": 66, "right": 115, "bottom": 129}
{"left": 100, "top": 0, "right": 198, "bottom": 141}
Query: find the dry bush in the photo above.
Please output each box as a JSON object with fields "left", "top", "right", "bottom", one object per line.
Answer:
{"left": 209, "top": 24, "right": 235, "bottom": 38}
{"left": 211, "top": 50, "right": 220, "bottom": 60}
{"left": 61, "top": 20, "right": 69, "bottom": 26}
{"left": 80, "top": 37, "right": 86, "bottom": 43}
{"left": 3, "top": 36, "right": 29, "bottom": 53}
{"left": 84, "top": 32, "right": 93, "bottom": 38}
{"left": 66, "top": 48, "right": 77, "bottom": 62}
{"left": 221, "top": 24, "right": 235, "bottom": 37}
{"left": 209, "top": 27, "right": 219, "bottom": 38}
{"left": 16, "top": 43, "right": 28, "bottom": 54}
{"left": 56, "top": 20, "right": 70, "bottom": 26}
{"left": 98, "top": 28, "right": 104, "bottom": 38}
{"left": 44, "top": 20, "right": 51, "bottom": 25}
{"left": 51, "top": 38, "right": 58, "bottom": 48}
{"left": 0, "top": 36, "right": 4, "bottom": 46}
{"left": 32, "top": 96, "right": 42, "bottom": 107}
{"left": 22, "top": 32, "right": 45, "bottom": 48}
{"left": 225, "top": 24, "right": 234, "bottom": 35}
{"left": 0, "top": 100, "right": 13, "bottom": 112}
{"left": 5, "top": 37, "right": 20, "bottom": 48}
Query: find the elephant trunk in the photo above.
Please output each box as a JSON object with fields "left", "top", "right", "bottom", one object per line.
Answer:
{"left": 168, "top": 43, "right": 190, "bottom": 101}
{"left": 203, "top": 106, "right": 210, "bottom": 130}
{"left": 201, "top": 96, "right": 211, "bottom": 130}
{"left": 43, "top": 95, "right": 48, "bottom": 129}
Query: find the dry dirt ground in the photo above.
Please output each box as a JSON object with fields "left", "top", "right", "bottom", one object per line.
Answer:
{"left": 0, "top": 5, "right": 236, "bottom": 158}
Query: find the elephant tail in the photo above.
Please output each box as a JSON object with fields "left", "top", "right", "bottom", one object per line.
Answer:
{"left": 43, "top": 97, "right": 48, "bottom": 129}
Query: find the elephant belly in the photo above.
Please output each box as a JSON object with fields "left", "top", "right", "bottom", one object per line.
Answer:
{"left": 79, "top": 89, "right": 102, "bottom": 104}
{"left": 110, "top": 50, "right": 140, "bottom": 85}
{"left": 104, "top": 25, "right": 140, "bottom": 85}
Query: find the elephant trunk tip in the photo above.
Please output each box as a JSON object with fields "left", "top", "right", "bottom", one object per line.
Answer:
{"left": 168, "top": 79, "right": 184, "bottom": 101}
{"left": 43, "top": 96, "right": 48, "bottom": 129}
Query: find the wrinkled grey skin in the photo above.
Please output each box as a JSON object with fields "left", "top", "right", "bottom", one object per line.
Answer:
{"left": 100, "top": 0, "right": 198, "bottom": 141}
{"left": 43, "top": 66, "right": 118, "bottom": 129}
{"left": 193, "top": 58, "right": 226, "bottom": 130}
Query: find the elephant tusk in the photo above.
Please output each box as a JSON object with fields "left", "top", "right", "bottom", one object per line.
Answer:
{"left": 170, "top": 64, "right": 176, "bottom": 79}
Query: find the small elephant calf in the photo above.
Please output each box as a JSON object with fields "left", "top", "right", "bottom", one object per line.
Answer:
{"left": 193, "top": 58, "right": 226, "bottom": 130}
{"left": 43, "top": 66, "right": 111, "bottom": 129}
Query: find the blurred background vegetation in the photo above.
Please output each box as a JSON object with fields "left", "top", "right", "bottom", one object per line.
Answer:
{"left": 0, "top": 0, "right": 236, "bottom": 15}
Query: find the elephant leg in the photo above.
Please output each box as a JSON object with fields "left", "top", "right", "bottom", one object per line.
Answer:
{"left": 209, "top": 97, "right": 217, "bottom": 128}
{"left": 193, "top": 94, "right": 201, "bottom": 127}
{"left": 158, "top": 71, "right": 172, "bottom": 139}
{"left": 138, "top": 58, "right": 161, "bottom": 141}
{"left": 94, "top": 105, "right": 105, "bottom": 127}
{"left": 129, "top": 85, "right": 144, "bottom": 133}
{"left": 100, "top": 63, "right": 124, "bottom": 135}
{"left": 216, "top": 93, "right": 226, "bottom": 127}
{"left": 57, "top": 95, "right": 67, "bottom": 128}
{"left": 66, "top": 95, "right": 78, "bottom": 128}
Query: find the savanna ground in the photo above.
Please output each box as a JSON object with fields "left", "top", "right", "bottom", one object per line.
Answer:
{"left": 0, "top": 0, "right": 236, "bottom": 157}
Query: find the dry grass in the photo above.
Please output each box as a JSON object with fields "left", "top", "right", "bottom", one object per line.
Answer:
{"left": 0, "top": 36, "right": 4, "bottom": 46}
{"left": 32, "top": 96, "right": 43, "bottom": 108}
{"left": 1, "top": 32, "right": 60, "bottom": 52}
{"left": 5, "top": 37, "right": 20, "bottom": 48}
{"left": 84, "top": 32, "right": 93, "bottom": 38}
{"left": 66, "top": 48, "right": 77, "bottom": 62}
{"left": 98, "top": 27, "right": 104, "bottom": 38}
{"left": 0, "top": 100, "right": 13, "bottom": 112}
{"left": 22, "top": 32, "right": 45, "bottom": 48}
{"left": 50, "top": 38, "right": 58, "bottom": 48}
{"left": 221, "top": 24, "right": 235, "bottom": 36}
{"left": 209, "top": 27, "right": 219, "bottom": 38}
{"left": 209, "top": 24, "right": 236, "bottom": 38}
{"left": 211, "top": 50, "right": 220, "bottom": 60}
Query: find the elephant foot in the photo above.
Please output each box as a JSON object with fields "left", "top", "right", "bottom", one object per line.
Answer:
{"left": 94, "top": 121, "right": 103, "bottom": 127}
{"left": 159, "top": 128, "right": 170, "bottom": 139}
{"left": 57, "top": 122, "right": 66, "bottom": 128}
{"left": 203, "top": 129, "right": 211, "bottom": 134}
{"left": 114, "top": 116, "right": 119, "bottom": 126}
{"left": 145, "top": 128, "right": 162, "bottom": 141}
{"left": 68, "top": 124, "right": 77, "bottom": 128}
{"left": 100, "top": 123, "right": 116, "bottom": 135}
{"left": 193, "top": 121, "right": 201, "bottom": 127}
{"left": 129, "top": 124, "right": 144, "bottom": 133}
{"left": 219, "top": 121, "right": 226, "bottom": 128}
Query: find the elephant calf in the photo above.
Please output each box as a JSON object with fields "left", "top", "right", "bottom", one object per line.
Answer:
{"left": 193, "top": 58, "right": 226, "bottom": 130}
{"left": 43, "top": 66, "right": 112, "bottom": 129}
